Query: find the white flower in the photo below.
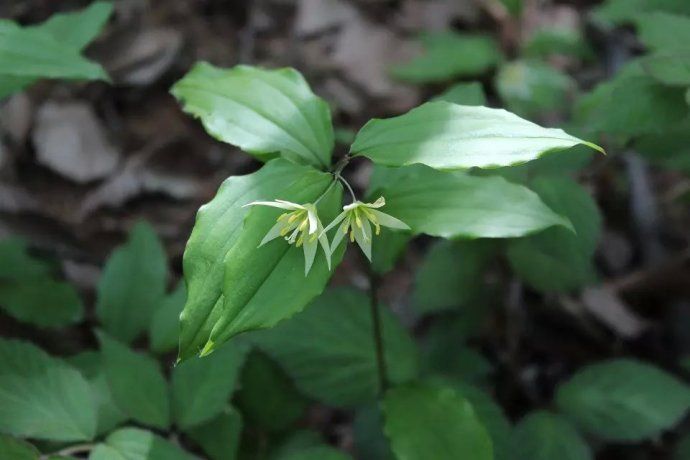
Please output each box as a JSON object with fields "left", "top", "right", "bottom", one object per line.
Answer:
{"left": 321, "top": 197, "right": 410, "bottom": 261}
{"left": 243, "top": 199, "right": 331, "bottom": 275}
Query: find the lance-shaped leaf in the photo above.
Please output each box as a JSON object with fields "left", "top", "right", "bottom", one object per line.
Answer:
{"left": 374, "top": 165, "right": 571, "bottom": 239}
{"left": 179, "top": 159, "right": 340, "bottom": 360}
{"left": 351, "top": 101, "right": 603, "bottom": 170}
{"left": 172, "top": 63, "right": 334, "bottom": 169}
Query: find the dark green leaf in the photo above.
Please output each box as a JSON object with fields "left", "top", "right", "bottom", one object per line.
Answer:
{"left": 676, "top": 432, "right": 690, "bottom": 460}
{"left": 391, "top": 32, "right": 501, "bottom": 83}
{"left": 383, "top": 384, "right": 493, "bottom": 460}
{"left": 376, "top": 165, "right": 573, "bottom": 239}
{"left": 89, "top": 427, "right": 194, "bottom": 460}
{"left": 172, "top": 341, "right": 248, "bottom": 429}
{"left": 235, "top": 351, "right": 308, "bottom": 432}
{"left": 642, "top": 52, "right": 690, "bottom": 86}
{"left": 98, "top": 332, "right": 170, "bottom": 429}
{"left": 0, "top": 434, "right": 40, "bottom": 459}
{"left": 354, "top": 406, "right": 394, "bottom": 460}
{"left": 351, "top": 101, "right": 602, "bottom": 170}
{"left": 279, "top": 446, "right": 352, "bottom": 460}
{"left": 432, "top": 82, "right": 487, "bottom": 106}
{"left": 510, "top": 411, "right": 592, "bottom": 460}
{"left": 34, "top": 1, "right": 113, "bottom": 50}
{"left": 0, "top": 338, "right": 97, "bottom": 441}
{"left": 636, "top": 12, "right": 690, "bottom": 51}
{"left": 0, "top": 278, "right": 84, "bottom": 327}
{"left": 0, "top": 238, "right": 51, "bottom": 282}
{"left": 635, "top": 120, "right": 690, "bottom": 173}
{"left": 556, "top": 359, "right": 690, "bottom": 441}
{"left": 96, "top": 221, "right": 168, "bottom": 344}
{"left": 592, "top": 0, "right": 690, "bottom": 26}
{"left": 178, "top": 159, "right": 335, "bottom": 360}
{"left": 252, "top": 288, "right": 418, "bottom": 407}
{"left": 172, "top": 63, "right": 334, "bottom": 168}
{"left": 507, "top": 176, "right": 601, "bottom": 292}
{"left": 522, "top": 27, "right": 593, "bottom": 59}
{"left": 413, "top": 240, "right": 494, "bottom": 314}
{"left": 149, "top": 283, "right": 186, "bottom": 354}
{"left": 187, "top": 408, "right": 243, "bottom": 460}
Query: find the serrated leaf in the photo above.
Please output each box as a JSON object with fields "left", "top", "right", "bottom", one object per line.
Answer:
{"left": 0, "top": 24, "right": 107, "bottom": 82}
{"left": 172, "top": 63, "right": 334, "bottom": 168}
{"left": 510, "top": 411, "right": 592, "bottom": 460}
{"left": 351, "top": 101, "right": 602, "bottom": 170}
{"left": 202, "top": 178, "right": 343, "bottom": 354}
{"left": 432, "top": 82, "right": 487, "bottom": 106}
{"left": 252, "top": 288, "right": 419, "bottom": 407}
{"left": 89, "top": 427, "right": 194, "bottom": 460}
{"left": 235, "top": 351, "right": 308, "bottom": 432}
{"left": 98, "top": 332, "right": 170, "bottom": 430}
{"left": 187, "top": 408, "right": 243, "bottom": 460}
{"left": 149, "top": 283, "right": 186, "bottom": 354}
{"left": 375, "top": 164, "right": 572, "bottom": 239}
{"left": 413, "top": 240, "right": 493, "bottom": 314}
{"left": 556, "top": 359, "right": 690, "bottom": 441}
{"left": 391, "top": 32, "right": 501, "bottom": 83}
{"left": 0, "top": 434, "right": 40, "bottom": 459}
{"left": 0, "top": 279, "right": 84, "bottom": 328}
{"left": 636, "top": 12, "right": 690, "bottom": 51}
{"left": 178, "top": 159, "right": 335, "bottom": 361}
{"left": 172, "top": 341, "right": 248, "bottom": 429}
{"left": 507, "top": 176, "right": 600, "bottom": 292}
{"left": 383, "top": 384, "right": 493, "bottom": 460}
{"left": 97, "top": 221, "right": 168, "bottom": 344}
{"left": 496, "top": 60, "right": 575, "bottom": 117}
{"left": 0, "top": 338, "right": 97, "bottom": 441}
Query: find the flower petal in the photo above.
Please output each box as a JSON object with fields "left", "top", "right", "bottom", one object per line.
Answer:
{"left": 258, "top": 221, "right": 284, "bottom": 247}
{"left": 369, "top": 209, "right": 410, "bottom": 230}
{"left": 353, "top": 219, "right": 372, "bottom": 261}
{"left": 275, "top": 199, "right": 305, "bottom": 209}
{"left": 242, "top": 200, "right": 297, "bottom": 210}
{"left": 321, "top": 210, "right": 348, "bottom": 235}
{"left": 306, "top": 208, "right": 318, "bottom": 234}
{"left": 318, "top": 229, "right": 332, "bottom": 271}
{"left": 303, "top": 235, "right": 318, "bottom": 275}
{"left": 365, "top": 196, "right": 386, "bottom": 208}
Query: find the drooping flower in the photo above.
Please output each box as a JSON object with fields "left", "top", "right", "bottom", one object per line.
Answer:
{"left": 321, "top": 197, "right": 410, "bottom": 261}
{"left": 243, "top": 199, "right": 331, "bottom": 275}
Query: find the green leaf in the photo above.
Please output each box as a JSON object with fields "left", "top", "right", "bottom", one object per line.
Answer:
{"left": 496, "top": 60, "right": 575, "bottom": 117}
{"left": 34, "top": 1, "right": 113, "bottom": 50}
{"left": 642, "top": 52, "right": 690, "bottom": 86}
{"left": 0, "top": 278, "right": 84, "bottom": 328}
{"left": 187, "top": 408, "right": 243, "bottom": 460}
{"left": 413, "top": 240, "right": 493, "bottom": 314}
{"left": 592, "top": 0, "right": 690, "bottom": 26}
{"left": 149, "top": 283, "right": 186, "bottom": 354}
{"left": 203, "top": 177, "right": 343, "bottom": 354}
{"left": 391, "top": 32, "right": 501, "bottom": 83}
{"left": 351, "top": 101, "right": 603, "bottom": 170}
{"left": 453, "top": 383, "right": 512, "bottom": 460}
{"left": 636, "top": 12, "right": 690, "bottom": 51}
{"left": 507, "top": 176, "right": 601, "bottom": 292}
{"left": 172, "top": 63, "right": 334, "bottom": 168}
{"left": 171, "top": 341, "right": 248, "bottom": 429}
{"left": 235, "top": 351, "right": 308, "bottom": 432}
{"left": 97, "top": 332, "right": 170, "bottom": 429}
{"left": 510, "top": 411, "right": 592, "bottom": 460}
{"left": 279, "top": 446, "right": 352, "bottom": 460}
{"left": 556, "top": 359, "right": 690, "bottom": 441}
{"left": 90, "top": 427, "right": 194, "bottom": 460}
{"left": 96, "top": 221, "right": 168, "bottom": 344}
{"left": 522, "top": 27, "right": 593, "bottom": 59}
{"left": 635, "top": 120, "right": 690, "bottom": 173}
{"left": 0, "top": 238, "right": 52, "bottom": 281}
{"left": 0, "top": 434, "right": 40, "bottom": 460}
{"left": 252, "top": 288, "right": 418, "bottom": 407}
{"left": 354, "top": 406, "right": 394, "bottom": 460}
{"left": 375, "top": 164, "right": 572, "bottom": 239}
{"left": 432, "top": 82, "right": 487, "bottom": 106}
{"left": 0, "top": 338, "right": 97, "bottom": 441}
{"left": 0, "top": 24, "right": 107, "bottom": 81}
{"left": 178, "top": 159, "right": 334, "bottom": 361}
{"left": 383, "top": 384, "right": 493, "bottom": 460}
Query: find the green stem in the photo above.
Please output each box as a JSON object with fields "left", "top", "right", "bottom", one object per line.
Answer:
{"left": 369, "top": 270, "right": 388, "bottom": 395}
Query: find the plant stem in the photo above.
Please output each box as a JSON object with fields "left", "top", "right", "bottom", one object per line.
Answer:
{"left": 368, "top": 270, "right": 388, "bottom": 395}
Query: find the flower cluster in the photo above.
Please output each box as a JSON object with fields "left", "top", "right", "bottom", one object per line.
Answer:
{"left": 245, "top": 196, "right": 410, "bottom": 275}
